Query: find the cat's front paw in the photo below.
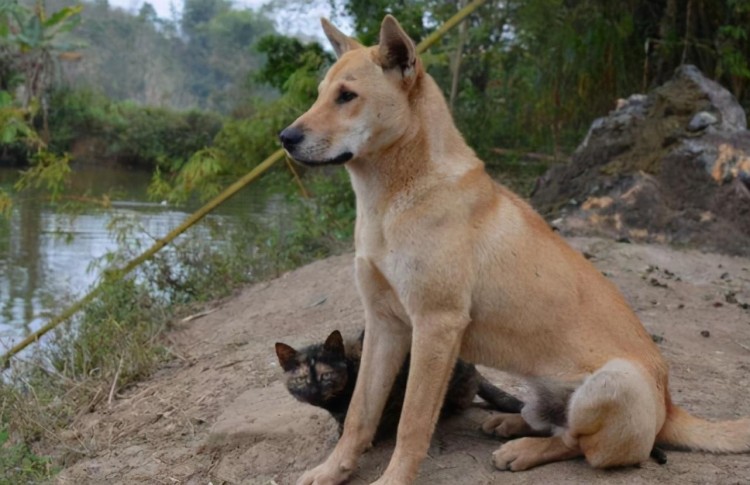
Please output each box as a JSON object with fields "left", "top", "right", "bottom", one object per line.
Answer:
{"left": 296, "top": 460, "right": 353, "bottom": 485}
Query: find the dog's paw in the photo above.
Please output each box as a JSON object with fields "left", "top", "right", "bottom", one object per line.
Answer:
{"left": 493, "top": 436, "right": 580, "bottom": 472}
{"left": 492, "top": 438, "right": 538, "bottom": 471}
{"left": 296, "top": 461, "right": 352, "bottom": 485}
{"left": 370, "top": 477, "right": 407, "bottom": 485}
{"left": 482, "top": 413, "right": 532, "bottom": 439}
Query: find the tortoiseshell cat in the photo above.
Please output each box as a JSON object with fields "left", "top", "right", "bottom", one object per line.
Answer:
{"left": 275, "top": 329, "right": 524, "bottom": 440}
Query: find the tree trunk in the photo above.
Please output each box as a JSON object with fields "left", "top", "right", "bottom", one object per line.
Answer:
{"left": 449, "top": 0, "right": 469, "bottom": 112}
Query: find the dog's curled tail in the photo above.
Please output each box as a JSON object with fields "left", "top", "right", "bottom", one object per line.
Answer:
{"left": 656, "top": 404, "right": 750, "bottom": 453}
{"left": 477, "top": 376, "right": 524, "bottom": 414}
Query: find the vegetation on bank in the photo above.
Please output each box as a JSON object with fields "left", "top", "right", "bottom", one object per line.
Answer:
{"left": 1, "top": 0, "right": 750, "bottom": 482}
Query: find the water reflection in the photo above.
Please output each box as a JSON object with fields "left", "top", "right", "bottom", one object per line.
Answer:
{"left": 0, "top": 164, "right": 271, "bottom": 351}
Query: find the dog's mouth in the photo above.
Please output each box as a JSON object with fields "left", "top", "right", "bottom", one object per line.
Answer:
{"left": 288, "top": 151, "right": 353, "bottom": 167}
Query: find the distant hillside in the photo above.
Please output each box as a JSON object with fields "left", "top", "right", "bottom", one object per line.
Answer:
{"left": 46, "top": 0, "right": 276, "bottom": 112}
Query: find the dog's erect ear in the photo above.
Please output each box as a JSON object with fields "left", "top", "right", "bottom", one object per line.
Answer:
{"left": 378, "top": 15, "right": 418, "bottom": 79}
{"left": 275, "top": 342, "right": 298, "bottom": 371}
{"left": 323, "top": 330, "right": 345, "bottom": 356}
{"left": 321, "top": 18, "right": 361, "bottom": 58}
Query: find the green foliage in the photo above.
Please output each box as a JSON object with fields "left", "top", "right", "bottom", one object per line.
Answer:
{"left": 0, "top": 421, "right": 56, "bottom": 485}
{"left": 715, "top": 0, "right": 750, "bottom": 101}
{"left": 259, "top": 169, "right": 355, "bottom": 274}
{"left": 337, "top": 0, "right": 434, "bottom": 45}
{"left": 0, "top": 90, "right": 43, "bottom": 154}
{"left": 49, "top": 278, "right": 169, "bottom": 385}
{"left": 255, "top": 34, "right": 334, "bottom": 92}
{"left": 0, "top": 0, "right": 82, "bottom": 109}
{"left": 42, "top": 0, "right": 274, "bottom": 111}
{"left": 0, "top": 188, "right": 11, "bottom": 217}
{"left": 153, "top": 35, "right": 330, "bottom": 202}
{"left": 0, "top": 1, "right": 81, "bottom": 168}
{"left": 47, "top": 88, "right": 223, "bottom": 169}
{"left": 14, "top": 151, "right": 72, "bottom": 201}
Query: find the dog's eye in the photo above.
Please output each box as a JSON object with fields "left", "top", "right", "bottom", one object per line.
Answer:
{"left": 337, "top": 90, "right": 358, "bottom": 104}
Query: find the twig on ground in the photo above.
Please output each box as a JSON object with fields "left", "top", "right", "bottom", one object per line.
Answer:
{"left": 180, "top": 308, "right": 217, "bottom": 323}
{"left": 108, "top": 356, "right": 124, "bottom": 406}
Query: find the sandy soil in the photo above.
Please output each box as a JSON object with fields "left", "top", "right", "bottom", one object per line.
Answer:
{"left": 55, "top": 237, "right": 750, "bottom": 485}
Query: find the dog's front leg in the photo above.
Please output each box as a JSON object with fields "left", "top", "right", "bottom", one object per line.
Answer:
{"left": 297, "top": 261, "right": 411, "bottom": 485}
{"left": 373, "top": 312, "right": 467, "bottom": 484}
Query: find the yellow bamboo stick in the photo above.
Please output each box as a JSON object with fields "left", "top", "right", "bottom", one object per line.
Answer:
{"left": 1, "top": 0, "right": 487, "bottom": 368}
{"left": 416, "top": 0, "right": 487, "bottom": 53}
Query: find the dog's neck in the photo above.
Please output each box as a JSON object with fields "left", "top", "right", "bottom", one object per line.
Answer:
{"left": 345, "top": 73, "right": 481, "bottom": 214}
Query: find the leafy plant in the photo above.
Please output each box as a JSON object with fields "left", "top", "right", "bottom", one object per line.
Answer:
{"left": 0, "top": 420, "right": 56, "bottom": 484}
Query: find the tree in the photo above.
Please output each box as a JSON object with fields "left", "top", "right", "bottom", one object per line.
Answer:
{"left": 0, "top": 0, "right": 81, "bottom": 149}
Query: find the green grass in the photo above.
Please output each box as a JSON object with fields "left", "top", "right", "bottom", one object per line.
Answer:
{"left": 0, "top": 421, "right": 57, "bottom": 484}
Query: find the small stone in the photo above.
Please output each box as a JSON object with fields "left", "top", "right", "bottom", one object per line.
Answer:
{"left": 700, "top": 330, "right": 710, "bottom": 338}
{"left": 687, "top": 111, "right": 718, "bottom": 132}
{"left": 650, "top": 278, "right": 668, "bottom": 288}
{"left": 651, "top": 334, "right": 665, "bottom": 344}
{"left": 713, "top": 302, "right": 724, "bottom": 308}
{"left": 726, "top": 292, "right": 738, "bottom": 304}
{"left": 678, "top": 303, "right": 685, "bottom": 309}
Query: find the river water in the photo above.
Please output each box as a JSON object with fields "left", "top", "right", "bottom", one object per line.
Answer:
{"left": 0, "top": 164, "right": 278, "bottom": 352}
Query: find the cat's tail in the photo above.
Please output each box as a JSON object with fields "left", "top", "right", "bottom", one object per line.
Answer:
{"left": 477, "top": 376, "right": 524, "bottom": 413}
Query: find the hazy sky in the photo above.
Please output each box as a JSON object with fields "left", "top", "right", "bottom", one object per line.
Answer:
{"left": 106, "top": 0, "right": 352, "bottom": 40}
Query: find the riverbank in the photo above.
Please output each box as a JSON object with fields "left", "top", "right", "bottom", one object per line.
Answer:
{"left": 51, "top": 236, "right": 750, "bottom": 484}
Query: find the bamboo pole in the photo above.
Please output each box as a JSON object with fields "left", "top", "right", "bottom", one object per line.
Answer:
{"left": 1, "top": 0, "right": 488, "bottom": 368}
{"left": 415, "top": 0, "right": 486, "bottom": 53}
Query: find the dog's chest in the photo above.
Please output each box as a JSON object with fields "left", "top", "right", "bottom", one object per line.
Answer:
{"left": 354, "top": 248, "right": 415, "bottom": 325}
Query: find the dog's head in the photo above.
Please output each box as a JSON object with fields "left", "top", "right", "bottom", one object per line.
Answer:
{"left": 279, "top": 15, "right": 423, "bottom": 167}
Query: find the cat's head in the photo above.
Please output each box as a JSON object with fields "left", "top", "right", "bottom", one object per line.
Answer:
{"left": 275, "top": 330, "right": 350, "bottom": 406}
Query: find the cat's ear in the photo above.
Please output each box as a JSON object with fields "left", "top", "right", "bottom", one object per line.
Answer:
{"left": 323, "top": 330, "right": 345, "bottom": 356}
{"left": 275, "top": 342, "right": 298, "bottom": 371}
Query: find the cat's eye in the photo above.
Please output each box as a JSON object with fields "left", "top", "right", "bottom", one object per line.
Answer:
{"left": 320, "top": 372, "right": 334, "bottom": 382}
{"left": 337, "top": 90, "right": 357, "bottom": 104}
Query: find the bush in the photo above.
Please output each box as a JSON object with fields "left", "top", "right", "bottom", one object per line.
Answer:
{"left": 46, "top": 88, "right": 223, "bottom": 170}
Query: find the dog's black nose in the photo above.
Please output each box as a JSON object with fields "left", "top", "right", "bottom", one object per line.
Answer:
{"left": 279, "top": 126, "right": 304, "bottom": 148}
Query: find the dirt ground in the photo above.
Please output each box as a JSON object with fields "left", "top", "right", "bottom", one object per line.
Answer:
{"left": 55, "top": 237, "right": 750, "bottom": 485}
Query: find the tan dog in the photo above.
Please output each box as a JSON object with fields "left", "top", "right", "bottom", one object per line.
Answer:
{"left": 278, "top": 15, "right": 750, "bottom": 485}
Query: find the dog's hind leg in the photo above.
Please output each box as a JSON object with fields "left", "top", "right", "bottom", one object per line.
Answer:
{"left": 493, "top": 359, "right": 665, "bottom": 471}
{"left": 566, "top": 358, "right": 664, "bottom": 468}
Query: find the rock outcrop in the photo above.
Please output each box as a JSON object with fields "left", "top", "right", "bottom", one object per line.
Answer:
{"left": 532, "top": 65, "right": 750, "bottom": 256}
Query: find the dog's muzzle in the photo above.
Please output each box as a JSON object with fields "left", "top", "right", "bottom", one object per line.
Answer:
{"left": 279, "top": 126, "right": 304, "bottom": 152}
{"left": 279, "top": 125, "right": 353, "bottom": 166}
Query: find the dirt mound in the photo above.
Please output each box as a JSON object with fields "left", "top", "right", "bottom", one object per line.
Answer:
{"left": 53, "top": 239, "right": 750, "bottom": 484}
{"left": 532, "top": 65, "right": 750, "bottom": 256}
